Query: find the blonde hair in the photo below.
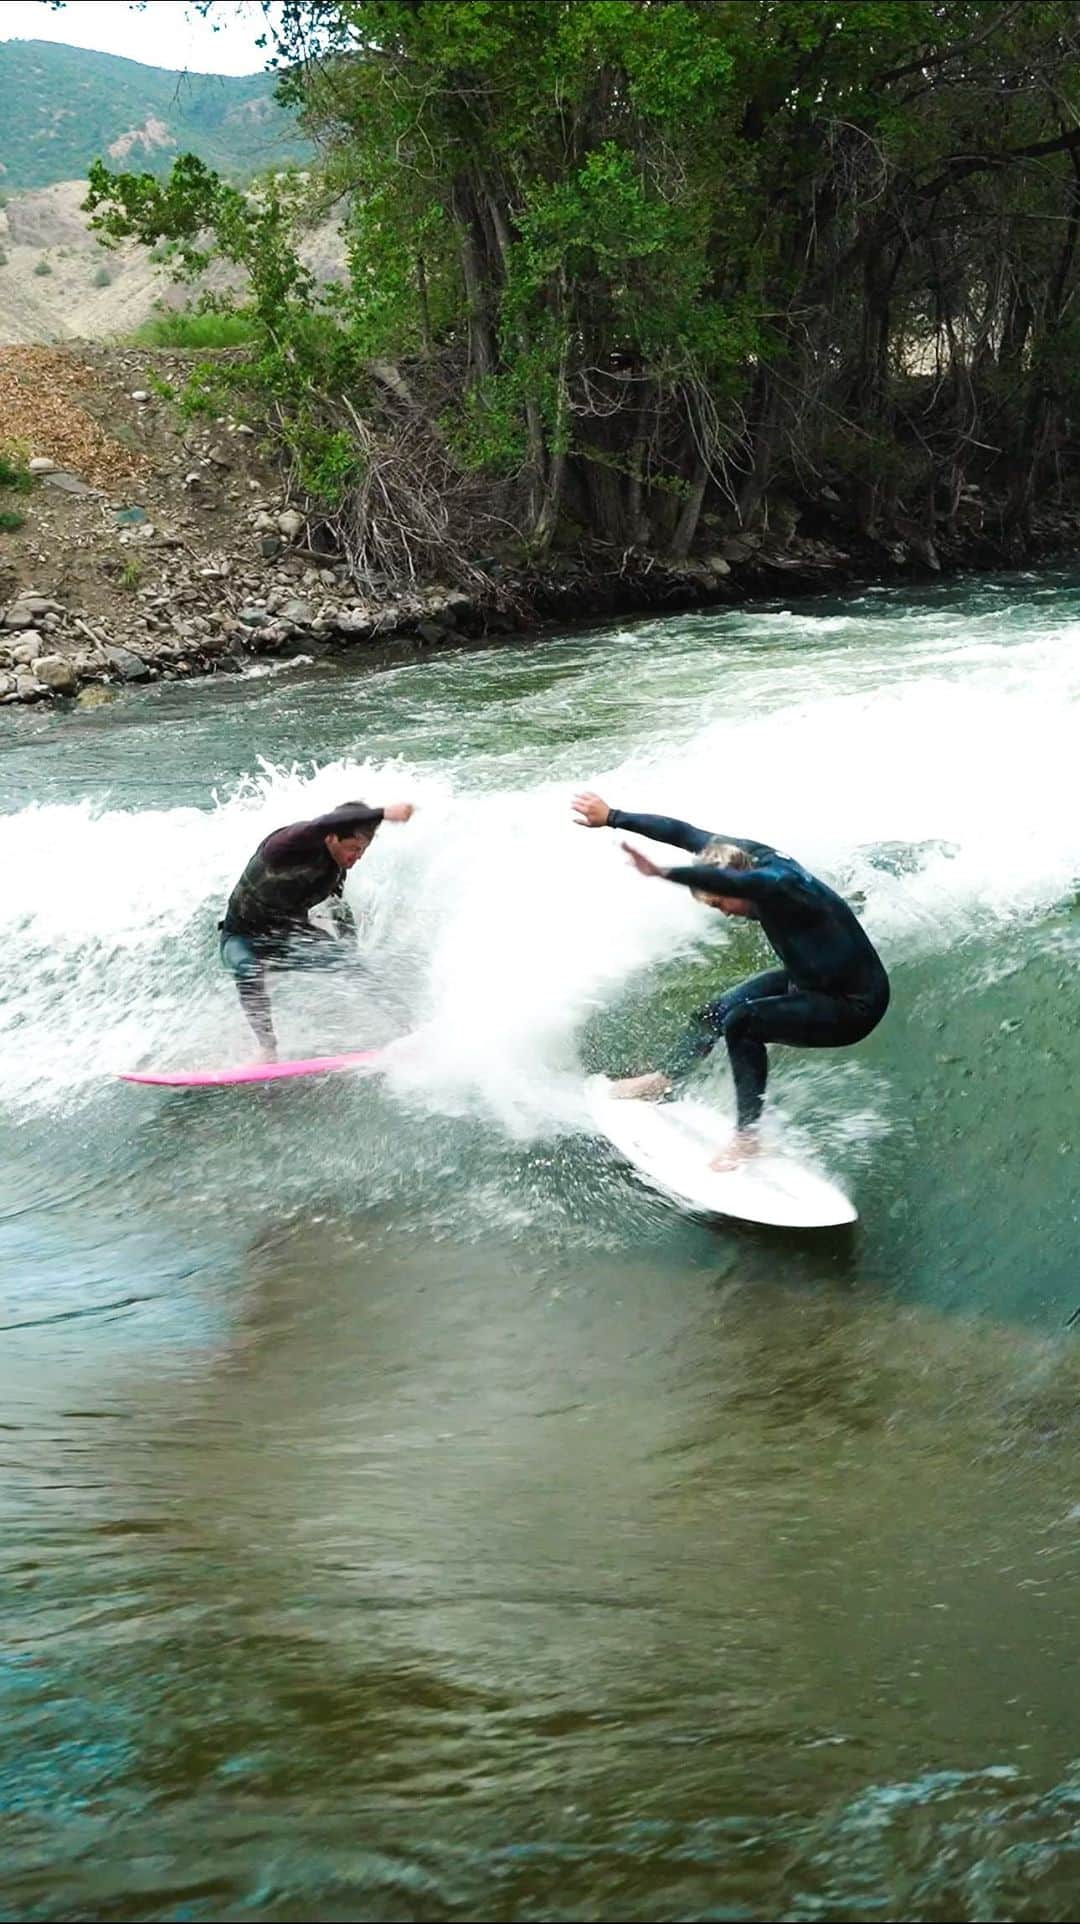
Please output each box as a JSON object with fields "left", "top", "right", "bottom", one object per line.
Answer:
{"left": 700, "top": 839, "right": 753, "bottom": 871}
{"left": 693, "top": 838, "right": 753, "bottom": 903}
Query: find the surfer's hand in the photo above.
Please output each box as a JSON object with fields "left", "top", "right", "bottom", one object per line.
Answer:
{"left": 572, "top": 790, "right": 610, "bottom": 827}
{"left": 622, "top": 841, "right": 666, "bottom": 880}
{"left": 383, "top": 801, "right": 415, "bottom": 823}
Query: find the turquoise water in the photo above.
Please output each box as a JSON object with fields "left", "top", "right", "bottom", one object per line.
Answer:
{"left": 1, "top": 574, "right": 1078, "bottom": 1920}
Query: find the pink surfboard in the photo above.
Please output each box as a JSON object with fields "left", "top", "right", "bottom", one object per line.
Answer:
{"left": 120, "top": 1047, "right": 387, "bottom": 1089}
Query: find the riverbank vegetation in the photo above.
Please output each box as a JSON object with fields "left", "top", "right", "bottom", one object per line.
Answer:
{"left": 84, "top": 1, "right": 1080, "bottom": 592}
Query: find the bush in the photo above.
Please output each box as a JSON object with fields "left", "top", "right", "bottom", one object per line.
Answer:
{"left": 0, "top": 509, "right": 25, "bottom": 534}
{"left": 132, "top": 308, "right": 259, "bottom": 349}
{"left": 92, "top": 264, "right": 112, "bottom": 288}
{"left": 33, "top": 257, "right": 53, "bottom": 277}
{"left": 0, "top": 451, "right": 32, "bottom": 493}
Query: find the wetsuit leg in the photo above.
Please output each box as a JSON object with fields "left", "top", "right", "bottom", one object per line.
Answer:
{"left": 722, "top": 986, "right": 885, "bottom": 1129}
{"left": 666, "top": 969, "right": 789, "bottom": 1089}
{"left": 220, "top": 933, "right": 276, "bottom": 1055}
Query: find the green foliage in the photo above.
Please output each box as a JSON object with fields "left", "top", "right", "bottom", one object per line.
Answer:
{"left": 82, "top": 0, "right": 1080, "bottom": 555}
{"left": 0, "top": 454, "right": 32, "bottom": 494}
{"left": 0, "top": 249, "right": 8, "bottom": 270}
{"left": 33, "top": 258, "right": 53, "bottom": 278}
{"left": 0, "top": 38, "right": 311, "bottom": 193}
{"left": 118, "top": 556, "right": 142, "bottom": 591}
{"left": 1, "top": 447, "right": 32, "bottom": 533}
{"left": 92, "top": 265, "right": 112, "bottom": 288}
{"left": 133, "top": 308, "right": 260, "bottom": 349}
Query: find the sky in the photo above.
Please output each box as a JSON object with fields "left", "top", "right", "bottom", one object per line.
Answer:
{"left": 0, "top": 0, "right": 283, "bottom": 76}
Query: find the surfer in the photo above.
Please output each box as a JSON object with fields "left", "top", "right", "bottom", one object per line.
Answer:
{"left": 571, "top": 792, "right": 889, "bottom": 1168}
{"left": 220, "top": 800, "right": 415, "bottom": 1058}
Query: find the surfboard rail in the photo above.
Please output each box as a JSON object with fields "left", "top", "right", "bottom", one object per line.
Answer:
{"left": 119, "top": 1047, "right": 386, "bottom": 1089}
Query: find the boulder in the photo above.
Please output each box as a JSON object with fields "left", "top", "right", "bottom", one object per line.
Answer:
{"left": 32, "top": 654, "right": 78, "bottom": 692}
{"left": 42, "top": 471, "right": 99, "bottom": 497}
{"left": 104, "top": 644, "right": 153, "bottom": 683}
{"left": 335, "top": 609, "right": 373, "bottom": 637}
{"left": 278, "top": 598, "right": 315, "bottom": 626}
{"left": 416, "top": 619, "right": 451, "bottom": 645}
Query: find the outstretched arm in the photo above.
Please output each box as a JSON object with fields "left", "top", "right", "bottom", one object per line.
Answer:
{"left": 572, "top": 790, "right": 771, "bottom": 857}
{"left": 621, "top": 843, "right": 777, "bottom": 902}
{"left": 572, "top": 790, "right": 711, "bottom": 852}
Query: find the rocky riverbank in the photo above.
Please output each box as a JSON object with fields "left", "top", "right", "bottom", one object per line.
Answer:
{"left": 3, "top": 343, "right": 1079, "bottom": 709}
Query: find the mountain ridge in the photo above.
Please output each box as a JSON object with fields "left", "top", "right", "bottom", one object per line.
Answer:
{"left": 0, "top": 38, "right": 311, "bottom": 191}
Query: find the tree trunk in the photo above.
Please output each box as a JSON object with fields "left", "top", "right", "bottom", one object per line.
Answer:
{"left": 451, "top": 179, "right": 496, "bottom": 379}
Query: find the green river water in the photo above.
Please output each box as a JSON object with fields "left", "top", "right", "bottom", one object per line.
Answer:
{"left": 0, "top": 574, "right": 1078, "bottom": 1921}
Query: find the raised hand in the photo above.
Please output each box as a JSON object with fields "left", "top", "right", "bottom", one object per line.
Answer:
{"left": 571, "top": 790, "right": 611, "bottom": 827}
{"left": 622, "top": 840, "right": 666, "bottom": 880}
{"left": 382, "top": 801, "right": 415, "bottom": 823}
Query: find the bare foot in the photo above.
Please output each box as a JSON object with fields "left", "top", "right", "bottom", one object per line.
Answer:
{"left": 609, "top": 1071, "right": 672, "bottom": 1101}
{"left": 709, "top": 1133, "right": 760, "bottom": 1173}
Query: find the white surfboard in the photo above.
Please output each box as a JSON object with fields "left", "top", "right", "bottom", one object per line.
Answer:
{"left": 585, "top": 1076, "right": 857, "bottom": 1229}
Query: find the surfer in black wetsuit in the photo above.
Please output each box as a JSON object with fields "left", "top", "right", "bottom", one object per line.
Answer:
{"left": 572, "top": 791, "right": 889, "bottom": 1167}
{"left": 220, "top": 799, "right": 414, "bottom": 1058}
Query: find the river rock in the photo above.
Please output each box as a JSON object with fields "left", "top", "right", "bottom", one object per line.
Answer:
{"left": 416, "top": 619, "right": 451, "bottom": 645}
{"left": 703, "top": 553, "right": 732, "bottom": 576}
{"left": 14, "top": 673, "right": 47, "bottom": 701}
{"left": 76, "top": 685, "right": 116, "bottom": 709}
{"left": 12, "top": 637, "right": 39, "bottom": 664}
{"left": 278, "top": 598, "right": 315, "bottom": 626}
{"left": 32, "top": 654, "right": 78, "bottom": 692}
{"left": 28, "top": 455, "right": 57, "bottom": 473}
{"left": 335, "top": 609, "right": 373, "bottom": 637}
{"left": 105, "top": 644, "right": 153, "bottom": 682}
{"left": 43, "top": 471, "right": 99, "bottom": 497}
{"left": 278, "top": 509, "right": 305, "bottom": 540}
{"left": 718, "top": 535, "right": 759, "bottom": 562}
{"left": 238, "top": 606, "right": 270, "bottom": 628}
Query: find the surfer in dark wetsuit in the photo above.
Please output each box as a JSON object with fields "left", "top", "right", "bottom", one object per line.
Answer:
{"left": 220, "top": 799, "right": 414, "bottom": 1058}
{"left": 572, "top": 791, "right": 889, "bottom": 1168}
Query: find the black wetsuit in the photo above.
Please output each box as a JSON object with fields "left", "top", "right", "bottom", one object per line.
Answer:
{"left": 608, "top": 809, "right": 890, "bottom": 1128}
{"left": 220, "top": 805, "right": 384, "bottom": 1051}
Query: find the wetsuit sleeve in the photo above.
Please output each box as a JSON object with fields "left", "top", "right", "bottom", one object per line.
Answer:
{"left": 608, "top": 809, "right": 774, "bottom": 859}
{"left": 607, "top": 809, "right": 714, "bottom": 853}
{"left": 665, "top": 860, "right": 781, "bottom": 902}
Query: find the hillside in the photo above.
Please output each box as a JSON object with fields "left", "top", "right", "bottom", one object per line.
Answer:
{"left": 0, "top": 38, "right": 311, "bottom": 191}
{"left": 0, "top": 179, "right": 345, "bottom": 344}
